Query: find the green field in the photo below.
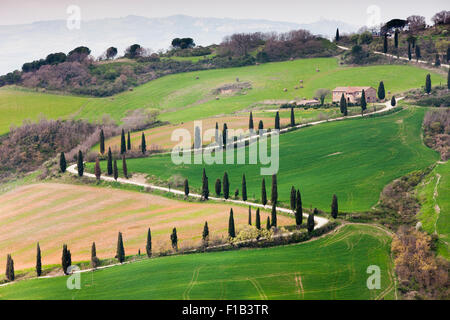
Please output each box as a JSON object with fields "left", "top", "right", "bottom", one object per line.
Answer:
{"left": 0, "top": 58, "right": 445, "bottom": 134}
{"left": 94, "top": 107, "right": 439, "bottom": 212}
{"left": 0, "top": 224, "right": 395, "bottom": 300}
{"left": 417, "top": 161, "right": 450, "bottom": 259}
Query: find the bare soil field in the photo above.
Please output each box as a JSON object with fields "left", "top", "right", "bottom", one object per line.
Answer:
{"left": 0, "top": 183, "right": 293, "bottom": 271}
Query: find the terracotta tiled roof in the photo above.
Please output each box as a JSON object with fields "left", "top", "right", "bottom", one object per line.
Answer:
{"left": 333, "top": 86, "right": 374, "bottom": 93}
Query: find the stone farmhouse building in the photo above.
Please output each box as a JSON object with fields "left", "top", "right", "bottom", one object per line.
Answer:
{"left": 332, "top": 86, "right": 377, "bottom": 104}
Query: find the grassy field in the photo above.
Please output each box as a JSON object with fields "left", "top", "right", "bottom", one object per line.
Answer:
{"left": 93, "top": 107, "right": 439, "bottom": 213}
{"left": 416, "top": 161, "right": 449, "bottom": 259}
{"left": 0, "top": 224, "right": 395, "bottom": 300}
{"left": 0, "top": 58, "right": 445, "bottom": 134}
{"left": 0, "top": 183, "right": 293, "bottom": 271}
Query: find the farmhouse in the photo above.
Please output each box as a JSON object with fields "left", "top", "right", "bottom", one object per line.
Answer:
{"left": 332, "top": 86, "right": 377, "bottom": 104}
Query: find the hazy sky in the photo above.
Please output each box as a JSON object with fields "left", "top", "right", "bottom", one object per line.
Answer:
{"left": 0, "top": 0, "right": 447, "bottom": 26}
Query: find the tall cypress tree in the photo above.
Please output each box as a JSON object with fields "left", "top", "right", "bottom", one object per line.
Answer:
{"left": 77, "top": 150, "right": 84, "bottom": 177}
{"left": 408, "top": 43, "right": 412, "bottom": 61}
{"left": 275, "top": 111, "right": 280, "bottom": 130}
{"left": 36, "top": 243, "right": 42, "bottom": 277}
{"left": 331, "top": 194, "right": 338, "bottom": 219}
{"left": 59, "top": 152, "right": 67, "bottom": 173}
{"left": 383, "top": 34, "right": 388, "bottom": 53}
{"left": 425, "top": 74, "right": 431, "bottom": 94}
{"left": 266, "top": 216, "right": 271, "bottom": 230}
{"left": 202, "top": 222, "right": 209, "bottom": 243}
{"left": 290, "top": 186, "right": 296, "bottom": 211}
{"left": 335, "top": 28, "right": 340, "bottom": 42}
{"left": 361, "top": 89, "right": 367, "bottom": 115}
{"left": 202, "top": 168, "right": 209, "bottom": 200}
{"left": 271, "top": 202, "right": 277, "bottom": 227}
{"left": 228, "top": 208, "right": 236, "bottom": 238}
{"left": 120, "top": 129, "right": 126, "bottom": 154}
{"left": 248, "top": 206, "right": 252, "bottom": 225}
{"left": 122, "top": 155, "right": 128, "bottom": 179}
{"left": 95, "top": 157, "right": 101, "bottom": 180}
{"left": 171, "top": 228, "right": 178, "bottom": 251}
{"left": 62, "top": 244, "right": 70, "bottom": 275}
{"left": 258, "top": 120, "right": 264, "bottom": 133}
{"left": 394, "top": 30, "right": 399, "bottom": 48}
{"left": 146, "top": 228, "right": 152, "bottom": 257}
{"left": 415, "top": 45, "right": 421, "bottom": 61}
{"left": 184, "top": 179, "right": 189, "bottom": 196}
{"left": 91, "top": 242, "right": 99, "bottom": 268}
{"left": 391, "top": 96, "right": 396, "bottom": 106}
{"left": 295, "top": 189, "right": 303, "bottom": 226}
{"left": 290, "top": 108, "right": 295, "bottom": 127}
{"left": 100, "top": 129, "right": 105, "bottom": 155}
{"left": 222, "top": 123, "right": 228, "bottom": 147}
{"left": 261, "top": 178, "right": 267, "bottom": 206}
{"left": 308, "top": 208, "right": 317, "bottom": 233}
{"left": 113, "top": 159, "right": 118, "bottom": 181}
{"left": 215, "top": 178, "right": 221, "bottom": 196}
{"left": 242, "top": 174, "right": 247, "bottom": 201}
{"left": 249, "top": 111, "right": 254, "bottom": 130}
{"left": 215, "top": 122, "right": 219, "bottom": 144}
{"left": 339, "top": 93, "right": 347, "bottom": 114}
{"left": 255, "top": 208, "right": 261, "bottom": 229}
{"left": 223, "top": 172, "right": 230, "bottom": 199}
{"left": 127, "top": 131, "right": 131, "bottom": 151}
{"left": 116, "top": 232, "right": 125, "bottom": 263}
{"left": 141, "top": 132, "right": 147, "bottom": 154}
{"left": 378, "top": 81, "right": 385, "bottom": 100}
{"left": 5, "top": 254, "right": 14, "bottom": 281}
{"left": 271, "top": 174, "right": 278, "bottom": 205}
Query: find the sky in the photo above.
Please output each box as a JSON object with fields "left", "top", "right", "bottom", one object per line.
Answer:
{"left": 0, "top": 0, "right": 447, "bottom": 26}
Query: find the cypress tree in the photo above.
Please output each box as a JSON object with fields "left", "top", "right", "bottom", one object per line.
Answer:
{"left": 202, "top": 168, "right": 209, "bottom": 200}
{"left": 234, "top": 188, "right": 239, "bottom": 199}
{"left": 271, "top": 202, "right": 277, "bottom": 227}
{"left": 307, "top": 210, "right": 316, "bottom": 233}
{"left": 5, "top": 254, "right": 14, "bottom": 281}
{"left": 215, "top": 178, "right": 221, "bottom": 196}
{"left": 408, "top": 43, "right": 412, "bottom": 61}
{"left": 394, "top": 30, "right": 399, "bottom": 48}
{"left": 435, "top": 54, "right": 441, "bottom": 67}
{"left": 77, "top": 150, "right": 84, "bottom": 177}
{"left": 107, "top": 147, "right": 113, "bottom": 175}
{"left": 242, "top": 174, "right": 247, "bottom": 201}
{"left": 202, "top": 222, "right": 209, "bottom": 243}
{"left": 258, "top": 120, "right": 264, "bottom": 133}
{"left": 335, "top": 28, "right": 340, "bottom": 42}
{"left": 215, "top": 122, "right": 219, "bottom": 144}
{"left": 171, "top": 228, "right": 178, "bottom": 251}
{"left": 94, "top": 158, "right": 101, "bottom": 180}
{"left": 91, "top": 242, "right": 99, "bottom": 268}
{"left": 339, "top": 93, "right": 347, "bottom": 114}
{"left": 146, "top": 228, "right": 152, "bottom": 257}
{"left": 184, "top": 179, "right": 189, "bottom": 197}
{"left": 228, "top": 208, "right": 236, "bottom": 238}
{"left": 261, "top": 178, "right": 267, "bottom": 206}
{"left": 295, "top": 189, "right": 303, "bottom": 226}
{"left": 290, "top": 186, "right": 296, "bottom": 211}
{"left": 266, "top": 216, "right": 271, "bottom": 230}
{"left": 62, "top": 244, "right": 70, "bottom": 275}
{"left": 249, "top": 111, "right": 254, "bottom": 130}
{"left": 290, "top": 108, "right": 295, "bottom": 127}
{"left": 383, "top": 34, "right": 388, "bottom": 53}
{"left": 222, "top": 123, "right": 228, "bottom": 146}
{"left": 59, "top": 152, "right": 67, "bottom": 173}
{"left": 275, "top": 111, "right": 280, "bottom": 130}
{"left": 122, "top": 155, "right": 128, "bottom": 179}
{"left": 248, "top": 206, "right": 252, "bottom": 225}
{"left": 391, "top": 96, "right": 396, "bottom": 106}
{"left": 425, "top": 74, "right": 431, "bottom": 94}
{"left": 36, "top": 242, "right": 42, "bottom": 277}
{"left": 378, "top": 81, "right": 385, "bottom": 100}
{"left": 255, "top": 208, "right": 261, "bottom": 229}
{"left": 361, "top": 89, "right": 367, "bottom": 115}
{"left": 447, "top": 67, "right": 450, "bottom": 90}
{"left": 223, "top": 172, "right": 230, "bottom": 199}
{"left": 127, "top": 131, "right": 131, "bottom": 151}
{"left": 100, "top": 129, "right": 105, "bottom": 155}
{"left": 116, "top": 232, "right": 125, "bottom": 263}
{"left": 331, "top": 194, "right": 338, "bottom": 219}
{"left": 271, "top": 174, "right": 278, "bottom": 205}
{"left": 415, "top": 45, "right": 421, "bottom": 61}
{"left": 113, "top": 159, "right": 118, "bottom": 181}
{"left": 120, "top": 129, "right": 126, "bottom": 154}
{"left": 141, "top": 132, "right": 147, "bottom": 154}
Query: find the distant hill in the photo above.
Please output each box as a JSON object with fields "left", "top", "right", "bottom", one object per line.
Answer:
{"left": 0, "top": 15, "right": 358, "bottom": 74}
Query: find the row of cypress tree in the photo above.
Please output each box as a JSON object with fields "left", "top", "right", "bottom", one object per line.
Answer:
{"left": 99, "top": 129, "right": 147, "bottom": 155}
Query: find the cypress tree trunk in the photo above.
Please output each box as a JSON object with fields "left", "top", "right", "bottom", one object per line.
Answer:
{"left": 425, "top": 74, "right": 431, "bottom": 94}
{"left": 117, "top": 232, "right": 125, "bottom": 263}
{"left": 120, "top": 129, "right": 126, "bottom": 154}
{"left": 215, "top": 178, "right": 221, "bottom": 196}
{"left": 266, "top": 216, "right": 271, "bottom": 230}
{"left": 113, "top": 159, "right": 118, "bottom": 181}
{"left": 95, "top": 157, "right": 101, "bottom": 180}
{"left": 228, "top": 209, "right": 236, "bottom": 238}
{"left": 271, "top": 174, "right": 278, "bottom": 205}
{"left": 271, "top": 203, "right": 277, "bottom": 227}
{"left": 255, "top": 208, "right": 261, "bottom": 229}
{"left": 146, "top": 228, "right": 152, "bottom": 257}
{"left": 275, "top": 111, "right": 280, "bottom": 130}
{"left": 261, "top": 178, "right": 267, "bottom": 206}
{"left": 242, "top": 174, "right": 247, "bottom": 201}
{"left": 100, "top": 129, "right": 105, "bottom": 155}
{"left": 127, "top": 131, "right": 131, "bottom": 150}
{"left": 107, "top": 148, "right": 113, "bottom": 175}
{"left": 331, "top": 194, "right": 338, "bottom": 219}
{"left": 59, "top": 152, "right": 66, "bottom": 173}
{"left": 295, "top": 190, "right": 303, "bottom": 226}
{"left": 36, "top": 243, "right": 42, "bottom": 277}
{"left": 184, "top": 179, "right": 189, "bottom": 196}
{"left": 141, "top": 132, "right": 147, "bottom": 154}
{"left": 77, "top": 150, "right": 84, "bottom": 177}
{"left": 248, "top": 206, "right": 252, "bottom": 225}
{"left": 223, "top": 172, "right": 229, "bottom": 199}
{"left": 171, "top": 228, "right": 178, "bottom": 251}
{"left": 290, "top": 108, "right": 295, "bottom": 127}
{"left": 122, "top": 155, "right": 128, "bottom": 179}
